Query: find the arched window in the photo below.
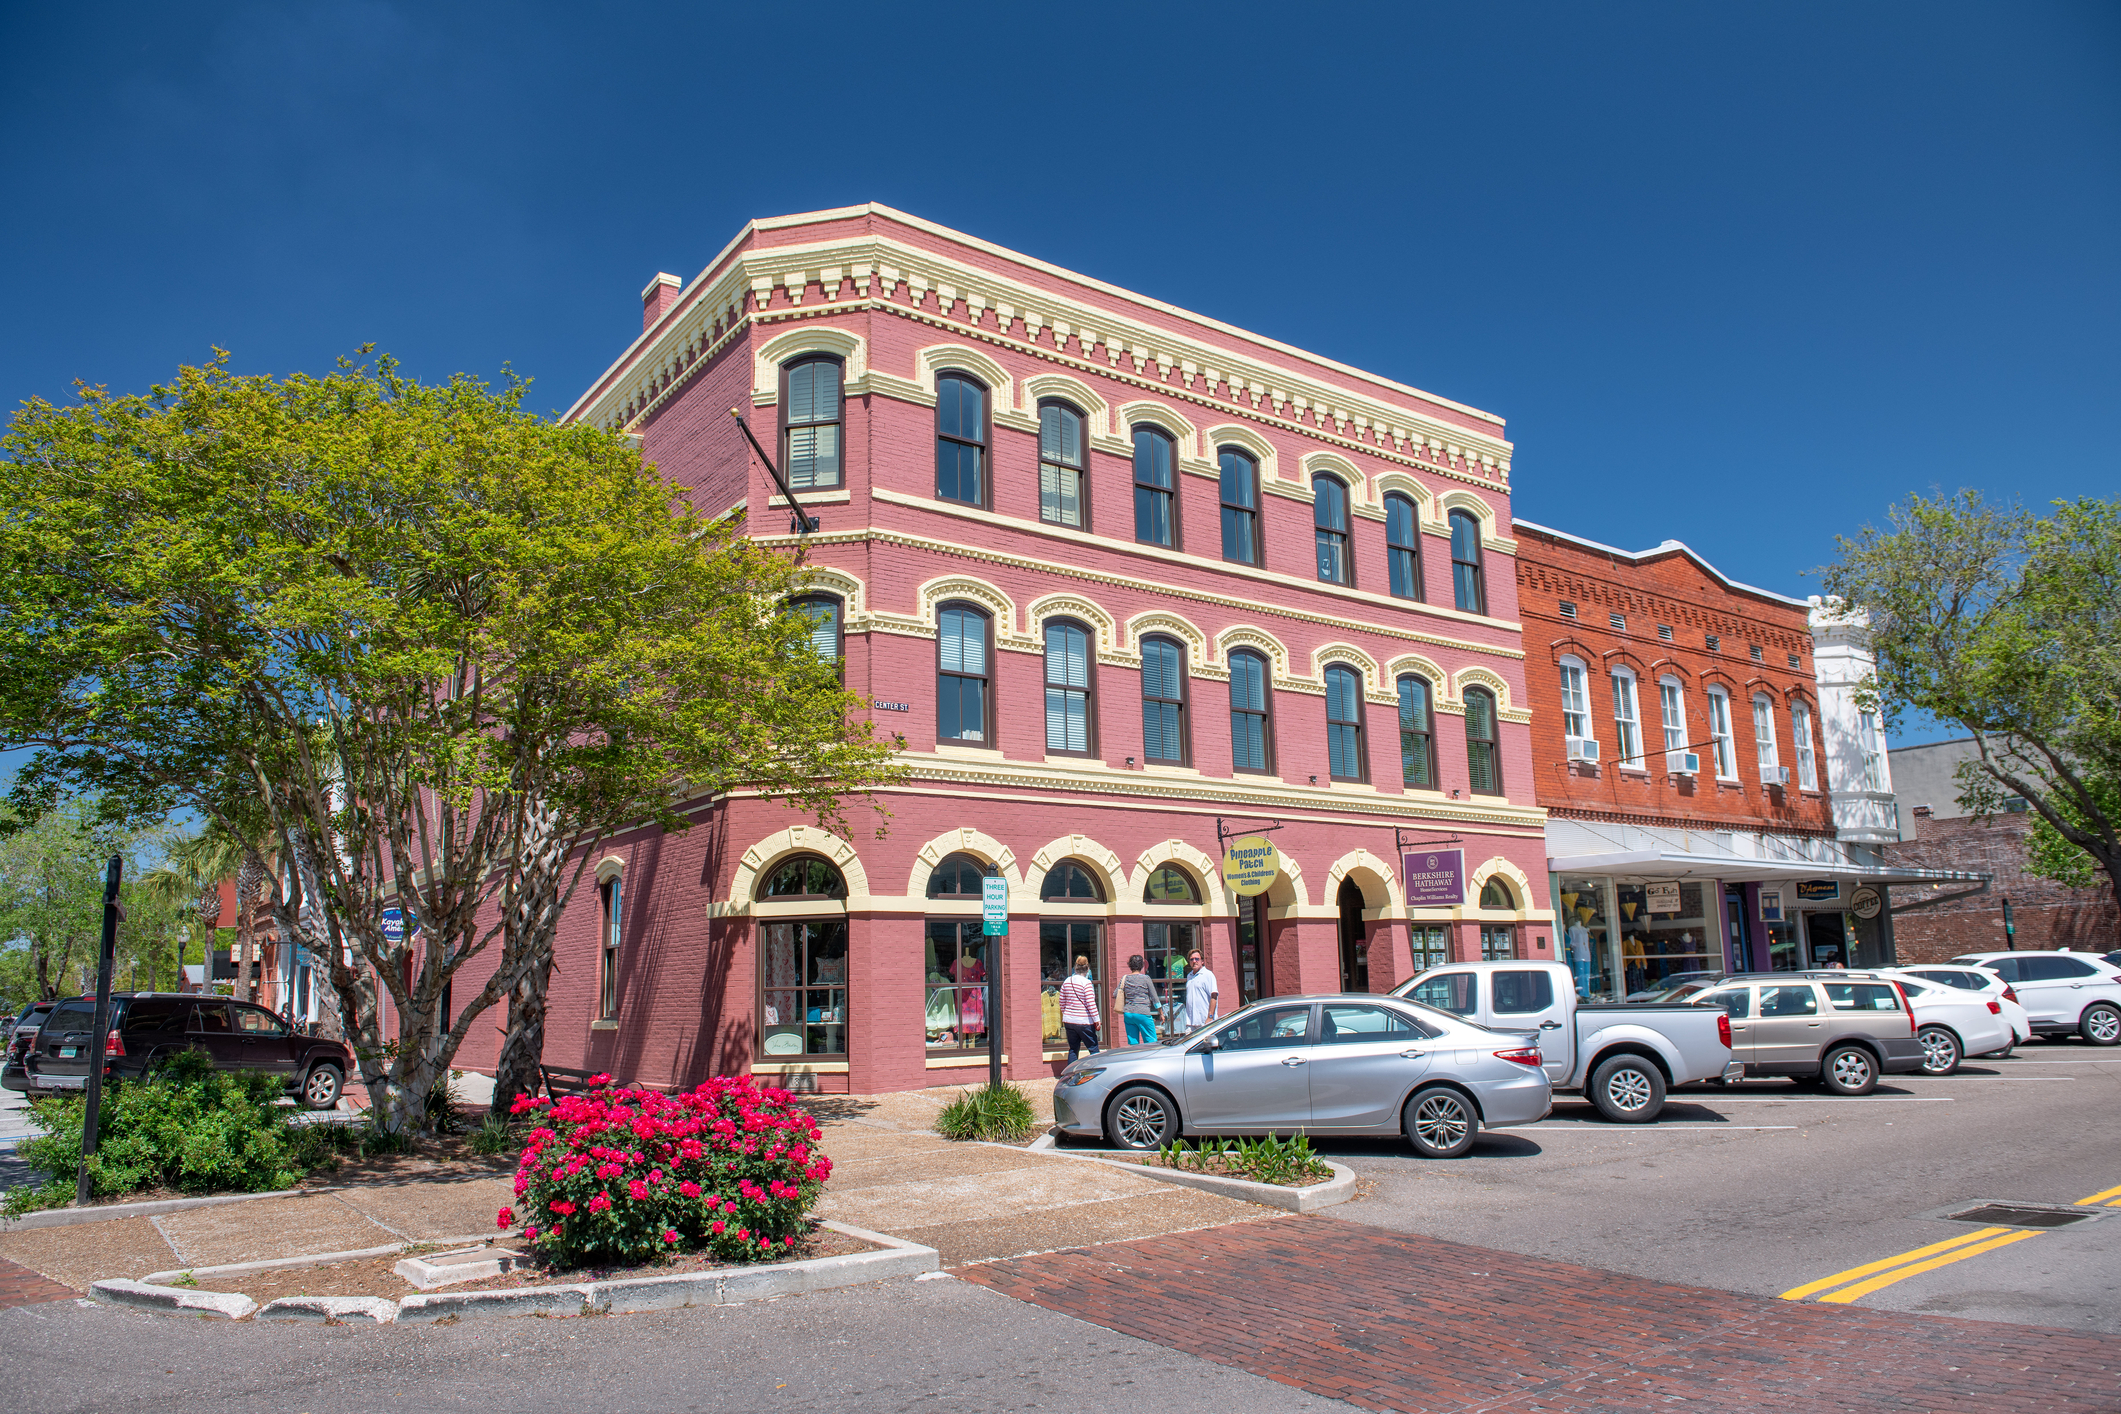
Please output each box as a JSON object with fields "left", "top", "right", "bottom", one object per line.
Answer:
{"left": 937, "top": 603, "right": 991, "bottom": 744}
{"left": 936, "top": 373, "right": 987, "bottom": 506}
{"left": 1385, "top": 494, "right": 1422, "bottom": 600}
{"left": 1143, "top": 865, "right": 1199, "bottom": 903}
{"left": 790, "top": 594, "right": 842, "bottom": 666}
{"left": 1043, "top": 619, "right": 1093, "bottom": 756}
{"left": 925, "top": 852, "right": 988, "bottom": 898}
{"left": 760, "top": 855, "right": 847, "bottom": 899}
{"left": 1229, "top": 648, "right": 1273, "bottom": 774}
{"left": 758, "top": 852, "right": 850, "bottom": 1060}
{"left": 1218, "top": 449, "right": 1259, "bottom": 566}
{"left": 1141, "top": 636, "right": 1189, "bottom": 764}
{"left": 1752, "top": 694, "right": 1780, "bottom": 781}
{"left": 1040, "top": 861, "right": 1105, "bottom": 901}
{"left": 1133, "top": 427, "right": 1177, "bottom": 547}
{"left": 598, "top": 875, "right": 622, "bottom": 1020}
{"left": 1480, "top": 877, "right": 1516, "bottom": 909}
{"left": 1478, "top": 877, "right": 1518, "bottom": 960}
{"left": 1038, "top": 401, "right": 1086, "bottom": 528}
{"left": 780, "top": 357, "right": 843, "bottom": 490}
{"left": 1464, "top": 686, "right": 1501, "bottom": 795}
{"left": 1450, "top": 510, "right": 1485, "bottom": 614}
{"left": 1792, "top": 699, "right": 1819, "bottom": 790}
{"left": 1397, "top": 674, "right": 1436, "bottom": 789}
{"left": 1558, "top": 657, "right": 1591, "bottom": 745}
{"left": 1313, "top": 475, "right": 1351, "bottom": 585}
{"left": 1325, "top": 664, "right": 1367, "bottom": 783}
{"left": 1610, "top": 667, "right": 1642, "bottom": 766}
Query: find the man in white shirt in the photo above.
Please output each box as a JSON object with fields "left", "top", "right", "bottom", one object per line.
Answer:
{"left": 1183, "top": 949, "right": 1220, "bottom": 1031}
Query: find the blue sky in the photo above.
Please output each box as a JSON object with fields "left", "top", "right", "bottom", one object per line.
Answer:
{"left": 3, "top": 1, "right": 2115, "bottom": 751}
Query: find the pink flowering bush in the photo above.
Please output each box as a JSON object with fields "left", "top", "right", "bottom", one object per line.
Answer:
{"left": 499, "top": 1074, "right": 832, "bottom": 1269}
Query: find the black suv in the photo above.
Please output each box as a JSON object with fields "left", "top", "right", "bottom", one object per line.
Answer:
{"left": 18, "top": 993, "right": 352, "bottom": 1109}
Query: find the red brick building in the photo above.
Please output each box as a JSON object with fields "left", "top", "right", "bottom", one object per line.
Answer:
{"left": 1512, "top": 523, "right": 1948, "bottom": 995}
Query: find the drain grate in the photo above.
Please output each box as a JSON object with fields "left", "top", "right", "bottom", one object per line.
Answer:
{"left": 1948, "top": 1203, "right": 2096, "bottom": 1230}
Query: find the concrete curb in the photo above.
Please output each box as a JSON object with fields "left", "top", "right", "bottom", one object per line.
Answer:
{"left": 4, "top": 1186, "right": 321, "bottom": 1233}
{"left": 89, "top": 1278, "right": 258, "bottom": 1320}
{"left": 95, "top": 1219, "right": 938, "bottom": 1324}
{"left": 256, "top": 1295, "right": 400, "bottom": 1324}
{"left": 144, "top": 1234, "right": 503, "bottom": 1287}
{"left": 1037, "top": 1147, "right": 1358, "bottom": 1213}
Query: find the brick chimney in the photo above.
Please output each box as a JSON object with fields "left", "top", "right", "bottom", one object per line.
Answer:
{"left": 641, "top": 272, "right": 682, "bottom": 331}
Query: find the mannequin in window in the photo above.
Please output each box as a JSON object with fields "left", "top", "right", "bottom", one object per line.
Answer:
{"left": 1564, "top": 919, "right": 1593, "bottom": 999}
{"left": 952, "top": 951, "right": 987, "bottom": 1037}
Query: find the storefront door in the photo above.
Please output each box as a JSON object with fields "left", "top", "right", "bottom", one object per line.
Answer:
{"left": 1724, "top": 890, "right": 1751, "bottom": 972}
{"left": 1805, "top": 913, "right": 1848, "bottom": 969}
{"left": 1336, "top": 879, "right": 1369, "bottom": 992}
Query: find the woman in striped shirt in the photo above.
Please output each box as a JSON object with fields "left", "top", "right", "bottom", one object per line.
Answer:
{"left": 1057, "top": 956, "right": 1101, "bottom": 1062}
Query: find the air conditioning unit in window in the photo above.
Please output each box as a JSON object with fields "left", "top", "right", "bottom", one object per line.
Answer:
{"left": 1671, "top": 752, "right": 1701, "bottom": 775}
{"left": 1566, "top": 737, "right": 1600, "bottom": 763}
{"left": 1763, "top": 766, "right": 1790, "bottom": 786}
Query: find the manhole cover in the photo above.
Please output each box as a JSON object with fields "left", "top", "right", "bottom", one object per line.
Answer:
{"left": 1948, "top": 1203, "right": 2096, "bottom": 1230}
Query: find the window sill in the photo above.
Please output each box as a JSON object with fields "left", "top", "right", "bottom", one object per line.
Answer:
{"left": 1329, "top": 780, "right": 1380, "bottom": 793}
{"left": 767, "top": 488, "right": 852, "bottom": 507}
{"left": 932, "top": 741, "right": 1004, "bottom": 760}
{"left": 590, "top": 1019, "right": 619, "bottom": 1031}
{"left": 752, "top": 1060, "right": 849, "bottom": 1074}
{"left": 1616, "top": 764, "right": 1651, "bottom": 776}
{"left": 1140, "top": 762, "right": 1200, "bottom": 778}
{"left": 926, "top": 1054, "right": 1010, "bottom": 1068}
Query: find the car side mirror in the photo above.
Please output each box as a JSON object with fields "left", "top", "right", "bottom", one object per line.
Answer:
{"left": 1190, "top": 1036, "right": 1221, "bottom": 1054}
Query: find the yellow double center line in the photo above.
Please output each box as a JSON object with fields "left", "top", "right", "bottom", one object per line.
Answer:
{"left": 1780, "top": 1182, "right": 2121, "bottom": 1305}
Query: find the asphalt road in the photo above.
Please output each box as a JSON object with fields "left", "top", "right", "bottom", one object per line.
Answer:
{"left": 2, "top": 1275, "right": 1362, "bottom": 1414}
{"left": 1318, "top": 1038, "right": 2121, "bottom": 1333}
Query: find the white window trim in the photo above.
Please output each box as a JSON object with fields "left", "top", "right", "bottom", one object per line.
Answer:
{"left": 1557, "top": 657, "right": 1592, "bottom": 744}
{"left": 1659, "top": 675, "right": 1688, "bottom": 772}
{"left": 1859, "top": 711, "right": 1886, "bottom": 791}
{"left": 1611, "top": 668, "right": 1644, "bottom": 770}
{"left": 1752, "top": 694, "right": 1779, "bottom": 772}
{"left": 1792, "top": 704, "right": 1818, "bottom": 791}
{"left": 1706, "top": 688, "right": 1737, "bottom": 780}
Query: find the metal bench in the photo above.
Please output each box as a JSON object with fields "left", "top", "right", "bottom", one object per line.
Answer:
{"left": 537, "top": 1065, "right": 632, "bottom": 1102}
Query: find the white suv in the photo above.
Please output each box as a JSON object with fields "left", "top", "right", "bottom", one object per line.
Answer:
{"left": 1893, "top": 964, "right": 2032, "bottom": 1052}
{"left": 1949, "top": 951, "right": 2121, "bottom": 1046}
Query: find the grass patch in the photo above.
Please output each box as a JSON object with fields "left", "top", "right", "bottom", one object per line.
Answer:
{"left": 934, "top": 1082, "right": 1038, "bottom": 1143}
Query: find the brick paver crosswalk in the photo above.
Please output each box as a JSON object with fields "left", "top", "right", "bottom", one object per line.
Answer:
{"left": 958, "top": 1215, "right": 2118, "bottom": 1412}
{"left": 0, "top": 1255, "right": 78, "bottom": 1311}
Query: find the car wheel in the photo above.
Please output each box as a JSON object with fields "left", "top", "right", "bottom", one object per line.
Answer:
{"left": 1104, "top": 1084, "right": 1178, "bottom": 1150}
{"left": 2082, "top": 1004, "right": 2121, "bottom": 1047}
{"left": 1820, "top": 1044, "right": 1878, "bottom": 1096}
{"left": 1588, "top": 1054, "right": 1666, "bottom": 1123}
{"left": 1916, "top": 1025, "right": 1961, "bottom": 1076}
{"left": 1403, "top": 1087, "right": 1478, "bottom": 1158}
{"left": 302, "top": 1064, "right": 343, "bottom": 1110}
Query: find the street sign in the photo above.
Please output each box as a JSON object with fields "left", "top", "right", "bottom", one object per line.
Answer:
{"left": 1402, "top": 849, "right": 1465, "bottom": 908}
{"left": 981, "top": 876, "right": 1009, "bottom": 936}
{"left": 1221, "top": 835, "right": 1280, "bottom": 896}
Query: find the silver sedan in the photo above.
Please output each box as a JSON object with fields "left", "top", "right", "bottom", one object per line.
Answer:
{"left": 1051, "top": 993, "right": 1552, "bottom": 1158}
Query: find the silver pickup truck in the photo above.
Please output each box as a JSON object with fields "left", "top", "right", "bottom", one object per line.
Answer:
{"left": 1389, "top": 960, "right": 1739, "bottom": 1123}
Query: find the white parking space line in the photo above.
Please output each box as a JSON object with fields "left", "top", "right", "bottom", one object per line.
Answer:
{"left": 1985, "top": 1059, "right": 2121, "bottom": 1065}
{"left": 1677, "top": 1096, "right": 1954, "bottom": 1103}
{"left": 1489, "top": 1124, "right": 1797, "bottom": 1132}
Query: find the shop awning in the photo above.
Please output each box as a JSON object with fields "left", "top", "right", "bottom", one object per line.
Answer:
{"left": 1546, "top": 850, "right": 1990, "bottom": 887}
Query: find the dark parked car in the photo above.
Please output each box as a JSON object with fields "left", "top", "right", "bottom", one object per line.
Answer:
{"left": 20, "top": 993, "right": 351, "bottom": 1109}
{"left": 3, "top": 1000, "right": 58, "bottom": 1092}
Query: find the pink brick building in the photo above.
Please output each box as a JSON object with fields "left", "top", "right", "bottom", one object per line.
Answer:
{"left": 453, "top": 204, "right": 1550, "bottom": 1095}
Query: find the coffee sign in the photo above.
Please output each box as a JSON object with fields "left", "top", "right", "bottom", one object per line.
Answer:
{"left": 1849, "top": 886, "right": 1882, "bottom": 920}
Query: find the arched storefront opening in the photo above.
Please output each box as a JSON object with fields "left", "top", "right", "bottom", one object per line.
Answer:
{"left": 924, "top": 852, "right": 994, "bottom": 1056}
{"left": 1479, "top": 877, "right": 1519, "bottom": 961}
{"left": 1336, "top": 877, "right": 1369, "bottom": 992}
{"left": 1039, "top": 860, "right": 1107, "bottom": 1051}
{"left": 758, "top": 855, "right": 847, "bottom": 1059}
{"left": 1142, "top": 865, "right": 1201, "bottom": 1031}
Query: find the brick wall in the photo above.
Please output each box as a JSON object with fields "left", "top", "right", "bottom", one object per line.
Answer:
{"left": 1885, "top": 810, "right": 2118, "bottom": 962}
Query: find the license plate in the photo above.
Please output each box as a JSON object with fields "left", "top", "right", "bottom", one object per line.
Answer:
{"left": 58, "top": 1047, "right": 78, "bottom": 1058}
{"left": 36, "top": 1075, "right": 85, "bottom": 1089}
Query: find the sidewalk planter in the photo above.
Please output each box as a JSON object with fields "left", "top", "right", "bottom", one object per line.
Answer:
{"left": 90, "top": 1220, "right": 935, "bottom": 1325}
{"left": 1026, "top": 1138, "right": 1356, "bottom": 1213}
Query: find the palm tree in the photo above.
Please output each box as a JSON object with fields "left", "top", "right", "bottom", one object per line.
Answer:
{"left": 139, "top": 824, "right": 246, "bottom": 991}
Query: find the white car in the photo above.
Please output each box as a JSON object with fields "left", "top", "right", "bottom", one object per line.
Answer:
{"left": 1949, "top": 951, "right": 2121, "bottom": 1047}
{"left": 1875, "top": 971, "right": 2016, "bottom": 1074}
{"left": 1894, "top": 964, "right": 2031, "bottom": 1051}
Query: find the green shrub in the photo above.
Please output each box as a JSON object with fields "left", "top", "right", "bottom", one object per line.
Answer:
{"left": 3, "top": 1051, "right": 307, "bottom": 1216}
{"left": 468, "top": 1111, "right": 516, "bottom": 1156}
{"left": 1152, "top": 1132, "right": 1330, "bottom": 1186}
{"left": 934, "top": 1082, "right": 1037, "bottom": 1143}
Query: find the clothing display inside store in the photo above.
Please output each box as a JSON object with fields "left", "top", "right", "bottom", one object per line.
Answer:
{"left": 761, "top": 920, "right": 847, "bottom": 1057}
{"left": 1554, "top": 876, "right": 1618, "bottom": 1001}
{"left": 924, "top": 919, "right": 991, "bottom": 1052}
{"left": 1616, "top": 881, "right": 1716, "bottom": 993}
{"left": 1040, "top": 919, "right": 1102, "bottom": 1048}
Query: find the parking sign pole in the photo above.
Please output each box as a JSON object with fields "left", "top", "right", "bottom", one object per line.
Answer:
{"left": 76, "top": 855, "right": 123, "bottom": 1208}
{"left": 982, "top": 875, "right": 1008, "bottom": 1091}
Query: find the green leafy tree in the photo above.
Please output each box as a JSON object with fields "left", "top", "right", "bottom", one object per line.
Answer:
{"left": 0, "top": 352, "right": 900, "bottom": 1131}
{"left": 1822, "top": 492, "right": 2121, "bottom": 907}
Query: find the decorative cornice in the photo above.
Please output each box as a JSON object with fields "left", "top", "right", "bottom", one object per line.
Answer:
{"left": 568, "top": 233, "right": 1513, "bottom": 494}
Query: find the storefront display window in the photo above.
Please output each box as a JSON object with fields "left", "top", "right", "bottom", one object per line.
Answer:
{"left": 1143, "top": 865, "right": 1201, "bottom": 1032}
{"left": 1409, "top": 925, "right": 1448, "bottom": 976}
{"left": 924, "top": 919, "right": 993, "bottom": 1054}
{"left": 1764, "top": 921, "right": 1797, "bottom": 971}
{"left": 1480, "top": 926, "right": 1516, "bottom": 961}
{"left": 1614, "top": 881, "right": 1715, "bottom": 995}
{"left": 1039, "top": 921, "right": 1102, "bottom": 1047}
{"left": 758, "top": 855, "right": 848, "bottom": 1058}
{"left": 1555, "top": 875, "right": 1618, "bottom": 1000}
